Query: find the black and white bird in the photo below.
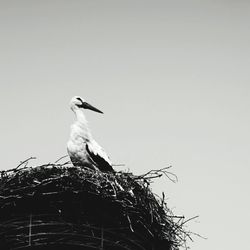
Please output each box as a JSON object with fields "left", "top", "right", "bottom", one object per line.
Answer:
{"left": 67, "top": 96, "right": 114, "bottom": 172}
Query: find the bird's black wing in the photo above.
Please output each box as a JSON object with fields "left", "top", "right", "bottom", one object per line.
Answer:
{"left": 86, "top": 143, "right": 114, "bottom": 172}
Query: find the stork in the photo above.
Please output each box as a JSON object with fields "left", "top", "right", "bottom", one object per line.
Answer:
{"left": 67, "top": 96, "right": 114, "bottom": 172}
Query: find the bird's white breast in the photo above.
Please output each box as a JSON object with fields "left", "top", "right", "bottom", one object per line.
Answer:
{"left": 67, "top": 122, "right": 92, "bottom": 165}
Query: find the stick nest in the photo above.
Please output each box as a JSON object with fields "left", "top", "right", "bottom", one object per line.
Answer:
{"left": 0, "top": 158, "right": 193, "bottom": 250}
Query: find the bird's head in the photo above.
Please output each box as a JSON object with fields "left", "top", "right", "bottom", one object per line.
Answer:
{"left": 70, "top": 96, "right": 103, "bottom": 114}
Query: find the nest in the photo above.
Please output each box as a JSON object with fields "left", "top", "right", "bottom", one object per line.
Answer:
{"left": 0, "top": 158, "right": 193, "bottom": 250}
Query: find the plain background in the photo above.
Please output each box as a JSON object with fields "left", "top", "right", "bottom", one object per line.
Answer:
{"left": 0, "top": 1, "right": 250, "bottom": 249}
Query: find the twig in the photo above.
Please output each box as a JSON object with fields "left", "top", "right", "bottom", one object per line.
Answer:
{"left": 143, "top": 173, "right": 163, "bottom": 180}
{"left": 34, "top": 161, "right": 71, "bottom": 169}
{"left": 29, "top": 213, "right": 32, "bottom": 246}
{"left": 138, "top": 166, "right": 178, "bottom": 183}
{"left": 189, "top": 231, "right": 207, "bottom": 240}
{"left": 4, "top": 157, "right": 36, "bottom": 173}
{"left": 16, "top": 157, "right": 36, "bottom": 170}
{"left": 100, "top": 225, "right": 104, "bottom": 250}
{"left": 180, "top": 216, "right": 199, "bottom": 227}
{"left": 126, "top": 215, "right": 134, "bottom": 232}
{"left": 54, "top": 155, "right": 69, "bottom": 164}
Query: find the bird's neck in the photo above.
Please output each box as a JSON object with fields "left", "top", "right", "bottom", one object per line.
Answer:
{"left": 72, "top": 109, "right": 92, "bottom": 140}
{"left": 75, "top": 109, "right": 88, "bottom": 124}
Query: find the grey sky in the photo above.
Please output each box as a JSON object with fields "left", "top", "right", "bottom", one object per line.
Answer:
{"left": 0, "top": 1, "right": 250, "bottom": 249}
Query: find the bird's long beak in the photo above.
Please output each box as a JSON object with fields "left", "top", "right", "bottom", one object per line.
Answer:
{"left": 81, "top": 102, "right": 103, "bottom": 114}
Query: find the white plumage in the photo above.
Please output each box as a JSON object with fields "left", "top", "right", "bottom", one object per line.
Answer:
{"left": 67, "top": 96, "right": 114, "bottom": 172}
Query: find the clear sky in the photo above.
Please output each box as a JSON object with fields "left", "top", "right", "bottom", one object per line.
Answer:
{"left": 0, "top": 1, "right": 250, "bottom": 249}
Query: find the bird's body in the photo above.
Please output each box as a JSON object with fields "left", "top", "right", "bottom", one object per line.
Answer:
{"left": 67, "top": 96, "right": 114, "bottom": 172}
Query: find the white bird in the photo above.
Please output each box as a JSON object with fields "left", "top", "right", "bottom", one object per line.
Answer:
{"left": 67, "top": 96, "right": 114, "bottom": 172}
